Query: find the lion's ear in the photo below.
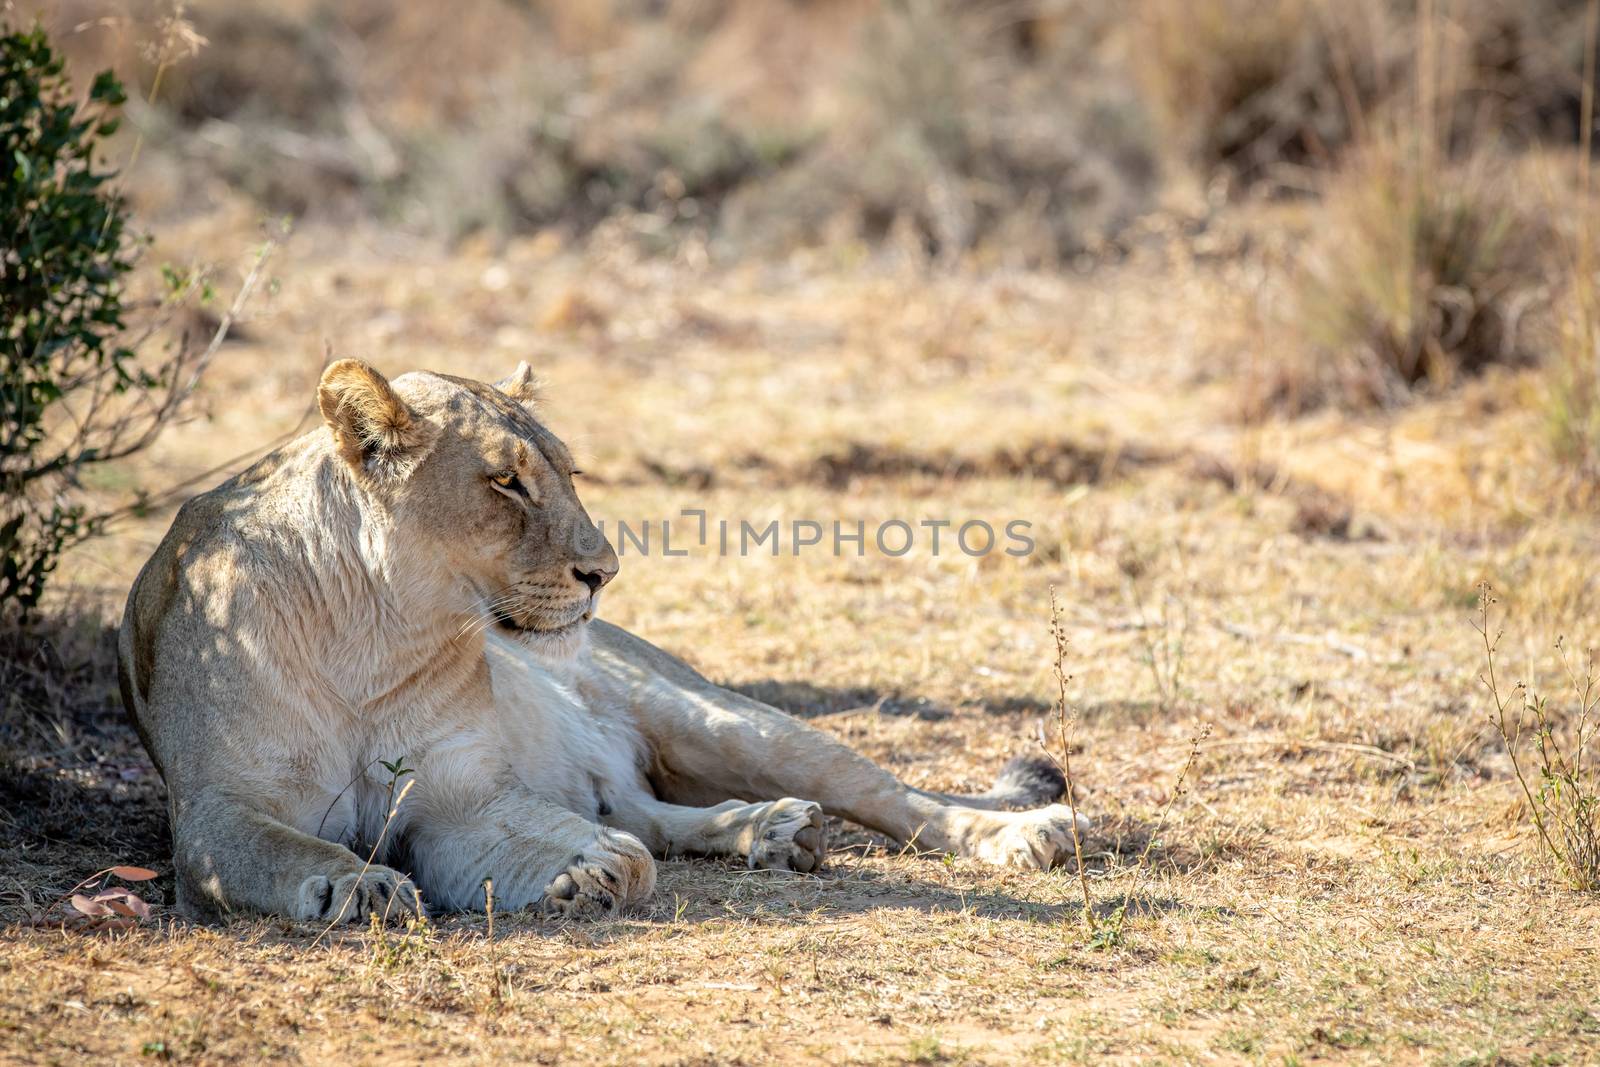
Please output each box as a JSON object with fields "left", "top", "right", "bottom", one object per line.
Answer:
{"left": 317, "top": 359, "right": 436, "bottom": 478}
{"left": 495, "top": 361, "right": 543, "bottom": 407}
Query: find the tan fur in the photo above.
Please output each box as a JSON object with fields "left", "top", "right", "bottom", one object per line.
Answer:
{"left": 119, "top": 362, "right": 1089, "bottom": 923}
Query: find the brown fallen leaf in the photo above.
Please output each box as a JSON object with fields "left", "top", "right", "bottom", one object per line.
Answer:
{"left": 107, "top": 866, "right": 158, "bottom": 882}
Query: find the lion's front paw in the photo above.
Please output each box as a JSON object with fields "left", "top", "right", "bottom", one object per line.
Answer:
{"left": 539, "top": 828, "right": 657, "bottom": 919}
{"left": 746, "top": 798, "right": 828, "bottom": 873}
{"left": 973, "top": 805, "right": 1092, "bottom": 871}
{"left": 296, "top": 866, "right": 422, "bottom": 924}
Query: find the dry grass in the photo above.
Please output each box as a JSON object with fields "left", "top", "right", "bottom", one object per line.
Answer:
{"left": 1545, "top": 0, "right": 1600, "bottom": 490}
{"left": 6, "top": 2, "right": 1600, "bottom": 1063}
{"left": 3, "top": 207, "right": 1598, "bottom": 1062}
{"left": 1547, "top": 247, "right": 1600, "bottom": 484}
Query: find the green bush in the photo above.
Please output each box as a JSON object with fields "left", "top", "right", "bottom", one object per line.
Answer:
{"left": 1, "top": 23, "right": 206, "bottom": 620}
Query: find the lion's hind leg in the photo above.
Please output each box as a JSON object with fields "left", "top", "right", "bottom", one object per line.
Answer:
{"left": 601, "top": 790, "right": 828, "bottom": 873}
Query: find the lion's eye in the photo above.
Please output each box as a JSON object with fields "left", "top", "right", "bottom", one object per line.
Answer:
{"left": 570, "top": 469, "right": 584, "bottom": 478}
{"left": 490, "top": 471, "right": 528, "bottom": 497}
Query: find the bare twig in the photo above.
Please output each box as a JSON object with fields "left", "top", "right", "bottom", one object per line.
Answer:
{"left": 1110, "top": 723, "right": 1211, "bottom": 939}
{"left": 1201, "top": 736, "right": 1414, "bottom": 770}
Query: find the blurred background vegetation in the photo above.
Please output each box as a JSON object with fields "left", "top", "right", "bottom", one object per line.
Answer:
{"left": 21, "top": 0, "right": 1591, "bottom": 253}
{"left": 19, "top": 0, "right": 1595, "bottom": 414}
{"left": 8, "top": 0, "right": 1600, "bottom": 592}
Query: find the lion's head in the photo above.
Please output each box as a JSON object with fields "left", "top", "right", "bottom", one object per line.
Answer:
{"left": 316, "top": 358, "right": 617, "bottom": 653}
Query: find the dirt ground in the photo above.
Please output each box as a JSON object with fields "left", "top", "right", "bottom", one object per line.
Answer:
{"left": 4, "top": 205, "right": 1599, "bottom": 1065}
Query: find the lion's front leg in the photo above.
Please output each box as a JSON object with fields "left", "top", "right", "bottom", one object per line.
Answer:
{"left": 404, "top": 793, "right": 656, "bottom": 917}
{"left": 537, "top": 825, "right": 657, "bottom": 918}
{"left": 174, "top": 788, "right": 423, "bottom": 924}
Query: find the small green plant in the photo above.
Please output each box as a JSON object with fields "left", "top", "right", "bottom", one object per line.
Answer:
{"left": 313, "top": 760, "right": 420, "bottom": 939}
{"left": 379, "top": 755, "right": 414, "bottom": 812}
{"left": 1477, "top": 584, "right": 1600, "bottom": 891}
{"left": 367, "top": 910, "right": 436, "bottom": 973}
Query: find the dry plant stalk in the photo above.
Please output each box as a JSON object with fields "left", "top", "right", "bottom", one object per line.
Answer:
{"left": 1477, "top": 584, "right": 1600, "bottom": 891}
{"left": 1040, "top": 585, "right": 1094, "bottom": 933}
{"left": 1038, "top": 586, "right": 1212, "bottom": 947}
{"left": 1116, "top": 722, "right": 1212, "bottom": 925}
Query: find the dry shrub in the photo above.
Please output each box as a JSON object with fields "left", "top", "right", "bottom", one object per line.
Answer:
{"left": 1465, "top": 0, "right": 1600, "bottom": 146}
{"left": 1134, "top": 0, "right": 1600, "bottom": 187}
{"left": 151, "top": 5, "right": 341, "bottom": 130}
{"left": 722, "top": 0, "right": 1156, "bottom": 264}
{"left": 1133, "top": 0, "right": 1401, "bottom": 185}
{"left": 398, "top": 0, "right": 1157, "bottom": 259}
{"left": 401, "top": 26, "right": 790, "bottom": 243}
{"left": 1266, "top": 135, "right": 1549, "bottom": 412}
{"left": 39, "top": 0, "right": 1154, "bottom": 257}
{"left": 34, "top": 0, "right": 1600, "bottom": 261}
{"left": 1237, "top": 0, "right": 1598, "bottom": 417}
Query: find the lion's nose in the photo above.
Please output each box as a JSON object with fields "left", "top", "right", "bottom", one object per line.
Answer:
{"left": 573, "top": 565, "right": 613, "bottom": 593}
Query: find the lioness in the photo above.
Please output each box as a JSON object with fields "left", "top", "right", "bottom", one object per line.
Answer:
{"left": 119, "top": 360, "right": 1090, "bottom": 922}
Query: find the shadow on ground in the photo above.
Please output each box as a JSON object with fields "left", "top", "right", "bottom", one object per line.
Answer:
{"left": 727, "top": 679, "right": 953, "bottom": 721}
{"left": 3, "top": 621, "right": 1164, "bottom": 933}
{"left": 1, "top": 616, "right": 171, "bottom": 919}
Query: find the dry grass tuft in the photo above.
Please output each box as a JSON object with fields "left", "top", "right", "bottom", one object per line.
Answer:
{"left": 1547, "top": 260, "right": 1600, "bottom": 483}
{"left": 1133, "top": 0, "right": 1600, "bottom": 188}
{"left": 1267, "top": 134, "right": 1549, "bottom": 412}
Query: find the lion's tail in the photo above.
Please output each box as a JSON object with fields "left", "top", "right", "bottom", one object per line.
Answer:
{"left": 914, "top": 754, "right": 1068, "bottom": 811}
